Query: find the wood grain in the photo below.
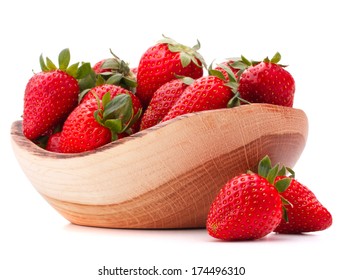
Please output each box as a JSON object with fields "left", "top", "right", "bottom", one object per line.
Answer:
{"left": 11, "top": 104, "right": 308, "bottom": 228}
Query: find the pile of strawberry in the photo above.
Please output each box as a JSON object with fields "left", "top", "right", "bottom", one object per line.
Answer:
{"left": 22, "top": 36, "right": 295, "bottom": 153}
{"left": 21, "top": 36, "right": 332, "bottom": 240}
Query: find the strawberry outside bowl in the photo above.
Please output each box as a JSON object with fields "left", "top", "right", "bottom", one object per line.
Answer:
{"left": 11, "top": 104, "right": 308, "bottom": 229}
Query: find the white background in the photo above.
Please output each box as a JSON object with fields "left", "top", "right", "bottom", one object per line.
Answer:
{"left": 1, "top": 0, "right": 341, "bottom": 279}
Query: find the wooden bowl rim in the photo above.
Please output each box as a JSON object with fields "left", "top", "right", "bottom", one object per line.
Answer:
{"left": 11, "top": 103, "right": 307, "bottom": 159}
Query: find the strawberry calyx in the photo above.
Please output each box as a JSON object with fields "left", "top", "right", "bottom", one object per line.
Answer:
{"left": 39, "top": 48, "right": 92, "bottom": 81}
{"left": 252, "top": 155, "right": 296, "bottom": 222}
{"left": 158, "top": 35, "right": 207, "bottom": 70}
{"left": 262, "top": 52, "right": 288, "bottom": 67}
{"left": 93, "top": 92, "right": 142, "bottom": 141}
{"left": 207, "top": 61, "right": 250, "bottom": 108}
{"left": 95, "top": 50, "right": 137, "bottom": 90}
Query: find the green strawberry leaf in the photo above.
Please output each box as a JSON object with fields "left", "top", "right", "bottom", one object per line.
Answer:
{"left": 275, "top": 178, "right": 291, "bottom": 193}
{"left": 209, "top": 69, "right": 226, "bottom": 81}
{"left": 226, "top": 81, "right": 239, "bottom": 92}
{"left": 277, "top": 166, "right": 287, "bottom": 176}
{"left": 66, "top": 62, "right": 80, "bottom": 77}
{"left": 46, "top": 57, "right": 57, "bottom": 70}
{"left": 129, "top": 108, "right": 142, "bottom": 129}
{"left": 107, "top": 73, "right": 123, "bottom": 85}
{"left": 103, "top": 94, "right": 133, "bottom": 124}
{"left": 58, "top": 48, "right": 70, "bottom": 70}
{"left": 267, "top": 164, "right": 279, "bottom": 185}
{"left": 122, "top": 76, "right": 137, "bottom": 88}
{"left": 258, "top": 155, "right": 272, "bottom": 178}
{"left": 104, "top": 119, "right": 123, "bottom": 133}
{"left": 271, "top": 52, "right": 281, "bottom": 64}
{"left": 94, "top": 110, "right": 103, "bottom": 124}
{"left": 159, "top": 35, "right": 206, "bottom": 69}
{"left": 96, "top": 75, "right": 106, "bottom": 86}
{"left": 217, "top": 63, "right": 237, "bottom": 83}
{"left": 227, "top": 94, "right": 241, "bottom": 108}
{"left": 241, "top": 55, "right": 252, "bottom": 67}
{"left": 101, "top": 92, "right": 111, "bottom": 108}
{"left": 158, "top": 34, "right": 174, "bottom": 45}
{"left": 192, "top": 40, "right": 201, "bottom": 51}
{"left": 93, "top": 93, "right": 139, "bottom": 141}
{"left": 181, "top": 76, "right": 195, "bottom": 86}
{"left": 230, "top": 60, "right": 248, "bottom": 70}
{"left": 76, "top": 62, "right": 92, "bottom": 79}
{"left": 102, "top": 58, "right": 120, "bottom": 70}
{"left": 280, "top": 196, "right": 293, "bottom": 222}
{"left": 286, "top": 167, "right": 296, "bottom": 178}
{"left": 180, "top": 52, "right": 192, "bottom": 68}
{"left": 78, "top": 70, "right": 96, "bottom": 93}
{"left": 39, "top": 54, "right": 48, "bottom": 72}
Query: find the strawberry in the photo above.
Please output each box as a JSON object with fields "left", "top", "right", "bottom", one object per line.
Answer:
{"left": 93, "top": 59, "right": 110, "bottom": 74}
{"left": 23, "top": 49, "right": 91, "bottom": 140}
{"left": 46, "top": 132, "right": 62, "bottom": 152}
{"left": 80, "top": 84, "right": 142, "bottom": 133}
{"left": 140, "top": 77, "right": 192, "bottom": 130}
{"left": 274, "top": 176, "right": 333, "bottom": 234}
{"left": 237, "top": 53, "right": 295, "bottom": 107}
{"left": 58, "top": 93, "right": 141, "bottom": 153}
{"left": 207, "top": 156, "right": 291, "bottom": 241}
{"left": 136, "top": 35, "right": 206, "bottom": 107}
{"left": 162, "top": 68, "right": 234, "bottom": 122}
{"left": 91, "top": 50, "right": 137, "bottom": 91}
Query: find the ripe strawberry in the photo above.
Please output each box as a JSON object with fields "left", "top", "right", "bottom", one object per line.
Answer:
{"left": 274, "top": 176, "right": 333, "bottom": 234}
{"left": 81, "top": 84, "right": 142, "bottom": 133}
{"left": 46, "top": 132, "right": 62, "bottom": 152}
{"left": 91, "top": 50, "right": 137, "bottom": 91}
{"left": 207, "top": 156, "right": 291, "bottom": 241}
{"left": 93, "top": 59, "right": 110, "bottom": 74}
{"left": 238, "top": 53, "right": 295, "bottom": 107}
{"left": 140, "top": 77, "right": 192, "bottom": 130}
{"left": 162, "top": 69, "right": 234, "bottom": 122}
{"left": 23, "top": 49, "right": 91, "bottom": 140}
{"left": 136, "top": 35, "right": 206, "bottom": 107}
{"left": 59, "top": 93, "right": 141, "bottom": 153}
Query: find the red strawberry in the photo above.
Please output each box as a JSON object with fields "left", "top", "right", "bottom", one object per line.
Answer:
{"left": 81, "top": 84, "right": 142, "bottom": 133}
{"left": 207, "top": 156, "right": 291, "bottom": 241}
{"left": 274, "top": 176, "right": 333, "bottom": 234}
{"left": 91, "top": 51, "right": 137, "bottom": 91}
{"left": 238, "top": 53, "right": 295, "bottom": 107}
{"left": 59, "top": 93, "right": 141, "bottom": 153}
{"left": 23, "top": 49, "right": 91, "bottom": 140}
{"left": 140, "top": 77, "right": 192, "bottom": 130}
{"left": 136, "top": 35, "right": 206, "bottom": 107}
{"left": 93, "top": 59, "right": 110, "bottom": 74}
{"left": 92, "top": 59, "right": 110, "bottom": 74}
{"left": 162, "top": 71, "right": 234, "bottom": 122}
{"left": 46, "top": 132, "right": 62, "bottom": 152}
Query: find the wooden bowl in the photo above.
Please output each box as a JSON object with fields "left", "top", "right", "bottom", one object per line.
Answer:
{"left": 11, "top": 104, "right": 308, "bottom": 229}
